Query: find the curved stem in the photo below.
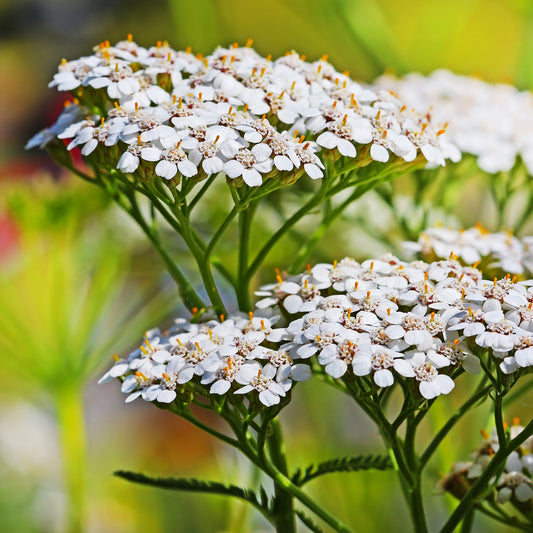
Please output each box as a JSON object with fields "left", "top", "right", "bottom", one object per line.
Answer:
{"left": 189, "top": 174, "right": 218, "bottom": 211}
{"left": 205, "top": 204, "right": 240, "bottom": 258}
{"left": 476, "top": 504, "right": 531, "bottom": 530}
{"left": 125, "top": 195, "right": 205, "bottom": 311}
{"left": 173, "top": 205, "right": 227, "bottom": 316}
{"left": 237, "top": 204, "right": 256, "bottom": 311}
{"left": 420, "top": 384, "right": 492, "bottom": 469}
{"left": 267, "top": 419, "right": 296, "bottom": 533}
{"left": 440, "top": 419, "right": 533, "bottom": 533}
{"left": 245, "top": 179, "right": 330, "bottom": 281}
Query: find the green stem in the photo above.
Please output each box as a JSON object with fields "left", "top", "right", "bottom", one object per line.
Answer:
{"left": 56, "top": 383, "right": 86, "bottom": 533}
{"left": 237, "top": 204, "right": 256, "bottom": 311}
{"left": 267, "top": 419, "right": 296, "bottom": 533}
{"left": 494, "top": 391, "right": 507, "bottom": 448}
{"left": 245, "top": 178, "right": 330, "bottom": 281}
{"left": 440, "top": 418, "right": 533, "bottom": 533}
{"left": 189, "top": 174, "right": 218, "bottom": 211}
{"left": 126, "top": 198, "right": 205, "bottom": 311}
{"left": 460, "top": 509, "right": 475, "bottom": 533}
{"left": 205, "top": 204, "right": 240, "bottom": 258}
{"left": 420, "top": 384, "right": 492, "bottom": 469}
{"left": 174, "top": 208, "right": 227, "bottom": 316}
{"left": 504, "top": 375, "right": 533, "bottom": 406}
{"left": 220, "top": 409, "right": 352, "bottom": 532}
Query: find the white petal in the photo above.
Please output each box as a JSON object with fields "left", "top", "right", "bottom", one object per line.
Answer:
{"left": 155, "top": 160, "right": 178, "bottom": 179}
{"left": 374, "top": 369, "right": 394, "bottom": 387}
{"left": 242, "top": 168, "right": 262, "bottom": 187}
{"left": 370, "top": 143, "right": 389, "bottom": 162}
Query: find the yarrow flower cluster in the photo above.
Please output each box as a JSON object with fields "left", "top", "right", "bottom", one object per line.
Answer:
{"left": 442, "top": 421, "right": 533, "bottom": 507}
{"left": 99, "top": 313, "right": 311, "bottom": 407}
{"left": 102, "top": 251, "right": 533, "bottom": 406}
{"left": 377, "top": 69, "right": 533, "bottom": 174}
{"left": 405, "top": 224, "right": 533, "bottom": 275}
{"left": 27, "top": 36, "right": 457, "bottom": 187}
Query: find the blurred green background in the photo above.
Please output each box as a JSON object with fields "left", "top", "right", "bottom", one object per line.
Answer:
{"left": 1, "top": 0, "right": 532, "bottom": 531}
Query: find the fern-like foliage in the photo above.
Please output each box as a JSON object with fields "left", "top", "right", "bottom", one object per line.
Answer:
{"left": 292, "top": 454, "right": 393, "bottom": 486}
{"left": 115, "top": 470, "right": 272, "bottom": 517}
{"left": 295, "top": 508, "right": 326, "bottom": 533}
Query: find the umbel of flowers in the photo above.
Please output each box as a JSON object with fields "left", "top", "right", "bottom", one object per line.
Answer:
{"left": 31, "top": 37, "right": 533, "bottom": 533}
{"left": 103, "top": 253, "right": 533, "bottom": 406}
{"left": 28, "top": 36, "right": 460, "bottom": 318}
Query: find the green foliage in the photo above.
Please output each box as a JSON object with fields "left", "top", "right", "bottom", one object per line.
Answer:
{"left": 292, "top": 454, "right": 393, "bottom": 486}
{"left": 295, "top": 508, "right": 326, "bottom": 533}
{"left": 114, "top": 471, "right": 273, "bottom": 517}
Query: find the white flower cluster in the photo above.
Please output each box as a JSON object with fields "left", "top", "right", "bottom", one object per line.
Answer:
{"left": 405, "top": 225, "right": 533, "bottom": 275}
{"left": 102, "top": 253, "right": 533, "bottom": 406}
{"left": 377, "top": 69, "right": 533, "bottom": 174}
{"left": 28, "top": 37, "right": 456, "bottom": 186}
{"left": 444, "top": 422, "right": 533, "bottom": 505}
{"left": 99, "top": 313, "right": 311, "bottom": 407}
{"left": 256, "top": 253, "right": 533, "bottom": 396}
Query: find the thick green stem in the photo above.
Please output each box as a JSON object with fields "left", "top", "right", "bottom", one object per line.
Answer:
{"left": 237, "top": 205, "right": 256, "bottom": 311}
{"left": 267, "top": 419, "right": 296, "bottom": 533}
{"left": 440, "top": 419, "right": 533, "bottom": 532}
{"left": 56, "top": 383, "right": 86, "bottom": 533}
{"left": 174, "top": 208, "right": 227, "bottom": 316}
{"left": 220, "top": 408, "right": 352, "bottom": 532}
{"left": 245, "top": 178, "right": 330, "bottom": 281}
{"left": 127, "top": 200, "right": 205, "bottom": 312}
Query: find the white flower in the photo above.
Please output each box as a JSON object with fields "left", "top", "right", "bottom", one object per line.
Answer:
{"left": 141, "top": 144, "right": 198, "bottom": 179}
{"left": 235, "top": 363, "right": 288, "bottom": 406}
{"left": 223, "top": 144, "right": 273, "bottom": 186}
{"left": 408, "top": 353, "right": 455, "bottom": 399}
{"left": 352, "top": 345, "right": 414, "bottom": 386}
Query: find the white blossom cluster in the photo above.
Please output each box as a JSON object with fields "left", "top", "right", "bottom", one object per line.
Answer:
{"left": 444, "top": 422, "right": 533, "bottom": 505}
{"left": 256, "top": 253, "right": 533, "bottom": 396}
{"left": 405, "top": 225, "right": 533, "bottom": 275}
{"left": 99, "top": 313, "right": 311, "bottom": 407}
{"left": 377, "top": 69, "right": 533, "bottom": 174}
{"left": 102, "top": 253, "right": 533, "bottom": 406}
{"left": 27, "top": 37, "right": 456, "bottom": 186}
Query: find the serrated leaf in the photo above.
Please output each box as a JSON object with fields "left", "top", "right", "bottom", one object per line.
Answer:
{"left": 292, "top": 454, "right": 392, "bottom": 486}
{"left": 115, "top": 470, "right": 273, "bottom": 515}
{"left": 295, "top": 508, "right": 326, "bottom": 533}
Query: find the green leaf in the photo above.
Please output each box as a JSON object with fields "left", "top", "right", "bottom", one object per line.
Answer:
{"left": 114, "top": 471, "right": 272, "bottom": 514}
{"left": 295, "top": 508, "right": 326, "bottom": 533}
{"left": 292, "top": 454, "right": 393, "bottom": 486}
